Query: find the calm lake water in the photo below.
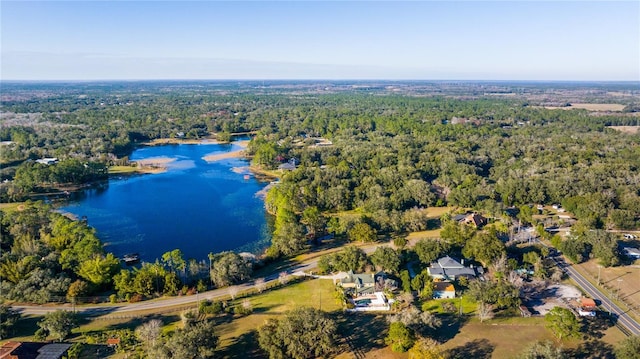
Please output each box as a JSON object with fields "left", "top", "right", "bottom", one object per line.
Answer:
{"left": 61, "top": 142, "right": 270, "bottom": 262}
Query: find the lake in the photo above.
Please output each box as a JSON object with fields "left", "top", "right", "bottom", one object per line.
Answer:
{"left": 61, "top": 141, "right": 271, "bottom": 262}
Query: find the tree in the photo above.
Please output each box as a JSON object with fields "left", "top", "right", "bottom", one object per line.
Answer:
{"left": 301, "top": 206, "right": 326, "bottom": 239}
{"left": 462, "top": 230, "right": 506, "bottom": 266}
{"left": 408, "top": 338, "right": 446, "bottom": 359}
{"left": 370, "top": 246, "right": 401, "bottom": 273}
{"left": 477, "top": 302, "right": 494, "bottom": 323}
{"left": 414, "top": 239, "right": 450, "bottom": 265}
{"left": 209, "top": 251, "right": 251, "bottom": 287}
{"left": 135, "top": 319, "right": 162, "bottom": 351}
{"left": 164, "top": 320, "right": 219, "bottom": 359}
{"left": 411, "top": 269, "right": 434, "bottom": 299}
{"left": 385, "top": 322, "right": 415, "bottom": 353}
{"left": 388, "top": 306, "right": 441, "bottom": 335}
{"left": 348, "top": 222, "right": 377, "bottom": 242}
{"left": 0, "top": 304, "right": 21, "bottom": 340}
{"left": 257, "top": 307, "right": 338, "bottom": 359}
{"left": 519, "top": 340, "right": 567, "bottom": 359}
{"left": 614, "top": 336, "right": 640, "bottom": 359}
{"left": 161, "top": 249, "right": 186, "bottom": 276}
{"left": 37, "top": 310, "right": 79, "bottom": 342}
{"left": 66, "top": 280, "right": 90, "bottom": 301}
{"left": 271, "top": 208, "right": 306, "bottom": 256}
{"left": 77, "top": 253, "right": 121, "bottom": 287}
{"left": 544, "top": 307, "right": 581, "bottom": 340}
{"left": 400, "top": 270, "right": 412, "bottom": 293}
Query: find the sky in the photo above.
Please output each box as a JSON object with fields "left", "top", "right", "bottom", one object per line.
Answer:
{"left": 1, "top": 1, "right": 639, "bottom": 81}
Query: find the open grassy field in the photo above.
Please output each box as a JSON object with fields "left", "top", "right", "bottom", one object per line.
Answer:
{"left": 573, "top": 258, "right": 640, "bottom": 322}
{"left": 215, "top": 278, "right": 342, "bottom": 357}
{"left": 544, "top": 103, "right": 626, "bottom": 111}
{"left": 0, "top": 202, "right": 25, "bottom": 211}
{"left": 608, "top": 126, "right": 640, "bottom": 134}
{"left": 406, "top": 229, "right": 442, "bottom": 242}
{"left": 107, "top": 165, "right": 138, "bottom": 174}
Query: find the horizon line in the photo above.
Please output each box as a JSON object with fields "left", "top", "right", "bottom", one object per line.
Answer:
{"left": 2, "top": 79, "right": 639, "bottom": 83}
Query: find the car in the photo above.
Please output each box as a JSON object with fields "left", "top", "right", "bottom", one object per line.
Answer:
{"left": 623, "top": 233, "right": 637, "bottom": 240}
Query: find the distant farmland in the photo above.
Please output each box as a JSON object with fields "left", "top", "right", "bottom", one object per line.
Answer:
{"left": 608, "top": 126, "right": 640, "bottom": 134}
{"left": 544, "top": 103, "right": 626, "bottom": 111}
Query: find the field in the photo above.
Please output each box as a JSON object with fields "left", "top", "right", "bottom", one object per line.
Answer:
{"left": 544, "top": 103, "right": 626, "bottom": 111}
{"left": 608, "top": 126, "right": 640, "bottom": 134}
{"left": 573, "top": 257, "right": 640, "bottom": 322}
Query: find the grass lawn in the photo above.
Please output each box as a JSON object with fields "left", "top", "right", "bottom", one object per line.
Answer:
{"left": 406, "top": 229, "right": 442, "bottom": 242}
{"left": 107, "top": 165, "right": 138, "bottom": 174}
{"left": 0, "top": 202, "right": 26, "bottom": 211}
{"left": 215, "top": 278, "right": 342, "bottom": 357}
{"left": 421, "top": 296, "right": 477, "bottom": 315}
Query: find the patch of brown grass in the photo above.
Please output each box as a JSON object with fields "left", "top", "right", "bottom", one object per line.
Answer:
{"left": 608, "top": 126, "right": 640, "bottom": 134}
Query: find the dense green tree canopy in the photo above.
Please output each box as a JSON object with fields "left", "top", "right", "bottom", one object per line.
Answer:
{"left": 257, "top": 307, "right": 339, "bottom": 359}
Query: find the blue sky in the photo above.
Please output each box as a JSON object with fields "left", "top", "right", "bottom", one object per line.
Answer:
{"left": 2, "top": 1, "right": 639, "bottom": 80}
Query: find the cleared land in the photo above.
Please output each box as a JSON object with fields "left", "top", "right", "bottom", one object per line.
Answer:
{"left": 574, "top": 257, "right": 640, "bottom": 321}
{"left": 543, "top": 103, "right": 626, "bottom": 111}
{"left": 608, "top": 126, "right": 640, "bottom": 134}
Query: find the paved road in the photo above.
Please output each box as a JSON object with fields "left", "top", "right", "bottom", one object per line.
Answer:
{"left": 12, "top": 244, "right": 382, "bottom": 317}
{"left": 551, "top": 254, "right": 640, "bottom": 336}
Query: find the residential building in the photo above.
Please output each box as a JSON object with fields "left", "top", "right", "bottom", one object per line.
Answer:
{"left": 433, "top": 281, "right": 455, "bottom": 299}
{"left": 337, "top": 271, "right": 396, "bottom": 296}
{"left": 427, "top": 256, "right": 482, "bottom": 281}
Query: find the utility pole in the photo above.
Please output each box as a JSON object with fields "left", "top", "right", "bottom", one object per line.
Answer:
{"left": 617, "top": 279, "right": 623, "bottom": 300}
{"left": 597, "top": 265, "right": 602, "bottom": 286}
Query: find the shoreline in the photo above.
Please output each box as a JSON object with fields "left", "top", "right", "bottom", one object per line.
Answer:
{"left": 202, "top": 140, "right": 250, "bottom": 162}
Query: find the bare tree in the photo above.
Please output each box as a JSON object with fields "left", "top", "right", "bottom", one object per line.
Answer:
{"left": 507, "top": 271, "right": 524, "bottom": 288}
{"left": 477, "top": 302, "right": 494, "bottom": 323}
{"left": 255, "top": 278, "right": 266, "bottom": 293}
{"left": 135, "top": 319, "right": 162, "bottom": 350}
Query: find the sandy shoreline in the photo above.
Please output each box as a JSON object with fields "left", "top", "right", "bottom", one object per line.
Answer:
{"left": 202, "top": 140, "right": 250, "bottom": 162}
{"left": 132, "top": 157, "right": 177, "bottom": 173}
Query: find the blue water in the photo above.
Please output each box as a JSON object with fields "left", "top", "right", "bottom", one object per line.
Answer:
{"left": 61, "top": 142, "right": 270, "bottom": 262}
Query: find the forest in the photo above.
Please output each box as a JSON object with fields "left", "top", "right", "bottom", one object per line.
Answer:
{"left": 1, "top": 81, "right": 639, "bottom": 304}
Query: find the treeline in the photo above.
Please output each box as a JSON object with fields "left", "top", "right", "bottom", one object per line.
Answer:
{"left": 0, "top": 202, "right": 257, "bottom": 303}
{"left": 2, "top": 83, "right": 639, "bottom": 256}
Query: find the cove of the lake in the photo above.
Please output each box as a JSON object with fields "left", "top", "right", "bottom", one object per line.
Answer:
{"left": 61, "top": 141, "right": 271, "bottom": 262}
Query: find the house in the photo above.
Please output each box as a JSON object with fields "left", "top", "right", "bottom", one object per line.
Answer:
{"left": 337, "top": 271, "right": 396, "bottom": 296}
{"left": 577, "top": 297, "right": 597, "bottom": 317}
{"left": 427, "top": 256, "right": 482, "bottom": 281}
{"left": 623, "top": 247, "right": 640, "bottom": 259}
{"left": 454, "top": 212, "right": 487, "bottom": 228}
{"left": 461, "top": 213, "right": 487, "bottom": 228}
{"left": 35, "top": 157, "right": 58, "bottom": 165}
{"left": 278, "top": 158, "right": 298, "bottom": 171}
{"left": 433, "top": 281, "right": 455, "bottom": 299}
{"left": 0, "top": 341, "right": 72, "bottom": 359}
